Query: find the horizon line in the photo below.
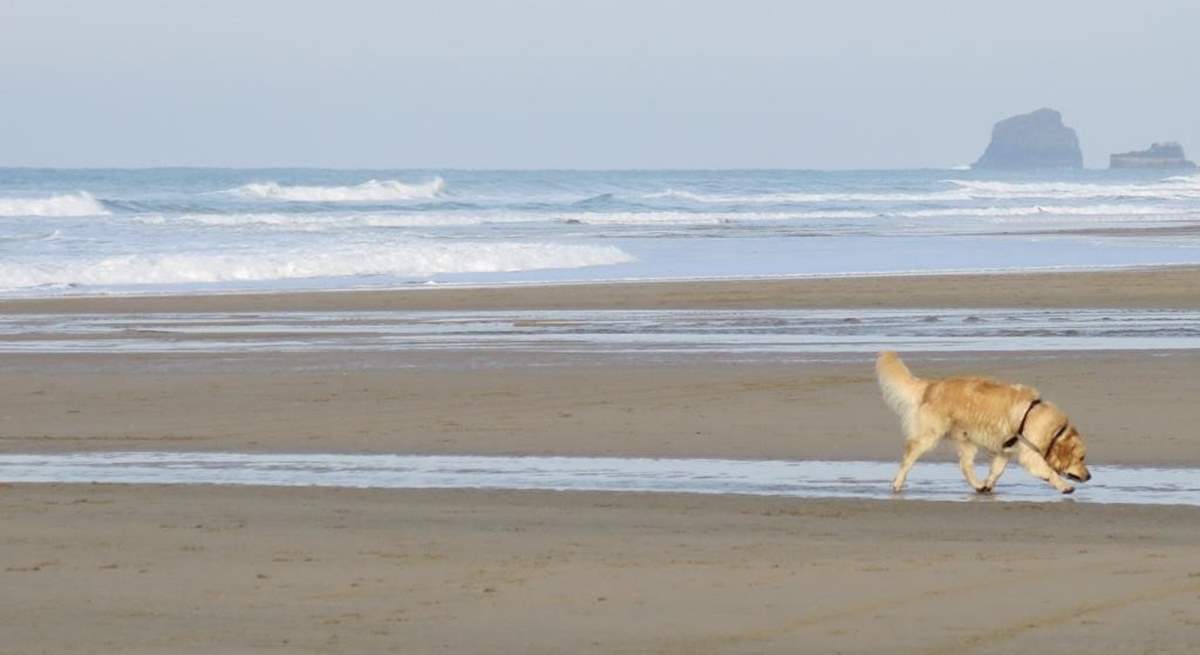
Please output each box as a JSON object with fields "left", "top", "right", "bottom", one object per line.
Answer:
{"left": 0, "top": 165, "right": 1148, "bottom": 173}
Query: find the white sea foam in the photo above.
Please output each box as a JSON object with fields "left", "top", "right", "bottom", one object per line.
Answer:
{"left": 139, "top": 203, "right": 1199, "bottom": 233}
{"left": 147, "top": 209, "right": 881, "bottom": 230}
{"left": 232, "top": 178, "right": 446, "bottom": 202}
{"left": 0, "top": 241, "right": 632, "bottom": 290}
{"left": 559, "top": 210, "right": 878, "bottom": 224}
{"left": 948, "top": 175, "right": 1200, "bottom": 200}
{"left": 648, "top": 174, "right": 1200, "bottom": 204}
{"left": 1163, "top": 174, "right": 1200, "bottom": 184}
{"left": 0, "top": 192, "right": 110, "bottom": 217}
{"left": 645, "top": 188, "right": 971, "bottom": 204}
{"left": 151, "top": 211, "right": 530, "bottom": 229}
{"left": 900, "top": 204, "right": 1197, "bottom": 219}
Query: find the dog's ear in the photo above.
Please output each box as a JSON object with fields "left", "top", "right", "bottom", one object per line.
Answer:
{"left": 1045, "top": 432, "right": 1069, "bottom": 470}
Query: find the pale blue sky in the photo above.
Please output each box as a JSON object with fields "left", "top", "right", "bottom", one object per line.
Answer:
{"left": 2, "top": 0, "right": 1196, "bottom": 168}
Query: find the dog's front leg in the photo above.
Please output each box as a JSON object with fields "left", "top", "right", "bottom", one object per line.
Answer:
{"left": 1017, "top": 448, "right": 1074, "bottom": 494}
{"left": 956, "top": 442, "right": 986, "bottom": 492}
{"left": 979, "top": 452, "right": 1010, "bottom": 493}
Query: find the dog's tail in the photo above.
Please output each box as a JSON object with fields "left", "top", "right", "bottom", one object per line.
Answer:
{"left": 875, "top": 351, "right": 927, "bottom": 417}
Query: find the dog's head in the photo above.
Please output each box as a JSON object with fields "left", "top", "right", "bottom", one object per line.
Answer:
{"left": 1038, "top": 404, "right": 1090, "bottom": 483}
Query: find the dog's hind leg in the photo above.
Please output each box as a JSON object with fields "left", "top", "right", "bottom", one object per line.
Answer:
{"left": 892, "top": 413, "right": 944, "bottom": 493}
{"left": 979, "top": 452, "right": 1009, "bottom": 493}
{"left": 1016, "top": 447, "right": 1074, "bottom": 494}
{"left": 955, "top": 441, "right": 986, "bottom": 492}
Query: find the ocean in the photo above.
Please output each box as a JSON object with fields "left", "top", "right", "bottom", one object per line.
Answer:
{"left": 2, "top": 168, "right": 1200, "bottom": 296}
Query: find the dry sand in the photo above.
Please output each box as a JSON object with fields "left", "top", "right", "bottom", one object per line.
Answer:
{"left": 2, "top": 267, "right": 1200, "bottom": 653}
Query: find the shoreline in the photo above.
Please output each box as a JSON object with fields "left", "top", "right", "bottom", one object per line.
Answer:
{"left": 3, "top": 264, "right": 1200, "bottom": 313}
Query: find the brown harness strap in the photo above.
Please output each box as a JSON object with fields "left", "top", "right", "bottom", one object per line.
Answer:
{"left": 1003, "top": 399, "right": 1042, "bottom": 449}
{"left": 1044, "top": 422, "right": 1070, "bottom": 455}
{"left": 1004, "top": 399, "right": 1070, "bottom": 456}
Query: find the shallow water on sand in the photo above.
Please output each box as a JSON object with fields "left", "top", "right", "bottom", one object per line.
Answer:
{"left": 3, "top": 308, "right": 1200, "bottom": 355}
{"left": 1, "top": 452, "right": 1197, "bottom": 506}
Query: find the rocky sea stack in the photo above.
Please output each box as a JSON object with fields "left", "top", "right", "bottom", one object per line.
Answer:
{"left": 1110, "top": 142, "right": 1196, "bottom": 169}
{"left": 972, "top": 108, "right": 1083, "bottom": 169}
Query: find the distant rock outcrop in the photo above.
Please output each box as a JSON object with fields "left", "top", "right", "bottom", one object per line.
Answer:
{"left": 1109, "top": 142, "right": 1196, "bottom": 169}
{"left": 972, "top": 108, "right": 1084, "bottom": 169}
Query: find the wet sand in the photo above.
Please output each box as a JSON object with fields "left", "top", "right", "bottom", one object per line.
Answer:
{"left": 2, "top": 350, "right": 1198, "bottom": 466}
{"left": 3, "top": 267, "right": 1200, "bottom": 653}
{"left": 2, "top": 486, "right": 1198, "bottom": 655}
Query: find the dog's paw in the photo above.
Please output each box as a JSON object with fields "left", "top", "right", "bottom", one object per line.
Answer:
{"left": 891, "top": 483, "right": 904, "bottom": 494}
{"left": 975, "top": 485, "right": 993, "bottom": 494}
{"left": 1060, "top": 485, "right": 1075, "bottom": 495}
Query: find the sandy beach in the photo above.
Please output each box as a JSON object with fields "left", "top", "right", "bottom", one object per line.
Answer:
{"left": 2, "top": 267, "right": 1200, "bottom": 653}
{"left": 2, "top": 486, "right": 1199, "bottom": 654}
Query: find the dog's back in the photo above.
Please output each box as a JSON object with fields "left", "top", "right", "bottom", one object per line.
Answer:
{"left": 877, "top": 351, "right": 1040, "bottom": 442}
{"left": 922, "top": 376, "right": 1038, "bottom": 428}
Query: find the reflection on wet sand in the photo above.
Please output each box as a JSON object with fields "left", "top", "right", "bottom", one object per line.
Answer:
{"left": 2, "top": 452, "right": 1198, "bottom": 506}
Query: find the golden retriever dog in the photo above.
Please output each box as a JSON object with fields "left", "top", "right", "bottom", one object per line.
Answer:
{"left": 876, "top": 351, "right": 1090, "bottom": 495}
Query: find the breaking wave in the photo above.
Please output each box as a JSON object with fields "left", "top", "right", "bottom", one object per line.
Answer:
{"left": 232, "top": 178, "right": 446, "bottom": 202}
{"left": 0, "top": 230, "right": 61, "bottom": 242}
{"left": 0, "top": 241, "right": 633, "bottom": 290}
{"left": 0, "top": 192, "right": 110, "bottom": 217}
